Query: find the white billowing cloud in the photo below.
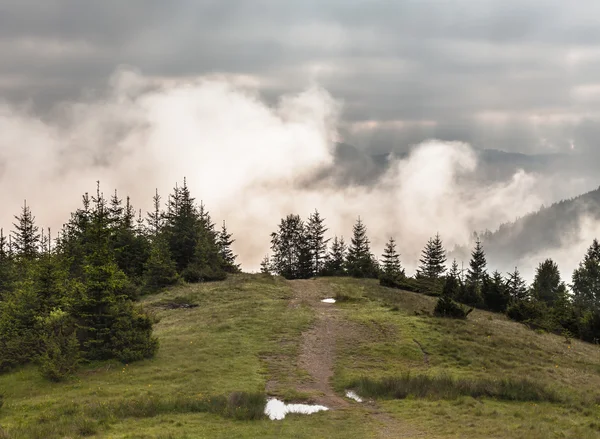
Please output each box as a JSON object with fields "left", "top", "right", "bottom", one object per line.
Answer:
{"left": 0, "top": 69, "right": 584, "bottom": 274}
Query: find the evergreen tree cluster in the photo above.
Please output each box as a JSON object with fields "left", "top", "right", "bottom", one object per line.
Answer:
{"left": 0, "top": 179, "right": 239, "bottom": 380}
{"left": 266, "top": 213, "right": 379, "bottom": 279}
{"left": 430, "top": 237, "right": 600, "bottom": 343}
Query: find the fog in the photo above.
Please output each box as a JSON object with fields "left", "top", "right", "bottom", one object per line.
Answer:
{"left": 0, "top": 69, "right": 598, "bottom": 278}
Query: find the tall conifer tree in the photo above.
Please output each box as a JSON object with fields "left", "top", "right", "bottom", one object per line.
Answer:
{"left": 381, "top": 237, "right": 403, "bottom": 277}
{"left": 322, "top": 236, "right": 347, "bottom": 276}
{"left": 218, "top": 221, "right": 240, "bottom": 273}
{"left": 417, "top": 233, "right": 447, "bottom": 279}
{"left": 12, "top": 200, "right": 40, "bottom": 259}
{"left": 466, "top": 238, "right": 487, "bottom": 288}
{"left": 346, "top": 217, "right": 378, "bottom": 278}
{"left": 306, "top": 210, "right": 329, "bottom": 276}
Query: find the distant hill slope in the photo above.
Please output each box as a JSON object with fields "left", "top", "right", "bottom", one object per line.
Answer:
{"left": 479, "top": 185, "right": 600, "bottom": 264}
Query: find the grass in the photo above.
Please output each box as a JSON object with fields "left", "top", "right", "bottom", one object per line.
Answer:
{"left": 1, "top": 274, "right": 600, "bottom": 438}
{"left": 326, "top": 276, "right": 600, "bottom": 437}
{"left": 350, "top": 373, "right": 561, "bottom": 403}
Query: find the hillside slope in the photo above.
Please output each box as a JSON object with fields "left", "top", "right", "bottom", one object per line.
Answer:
{"left": 472, "top": 186, "right": 600, "bottom": 266}
{"left": 1, "top": 275, "right": 600, "bottom": 438}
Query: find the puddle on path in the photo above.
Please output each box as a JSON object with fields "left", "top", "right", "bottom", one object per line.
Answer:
{"left": 265, "top": 398, "right": 329, "bottom": 420}
{"left": 345, "top": 390, "right": 363, "bottom": 402}
{"left": 321, "top": 298, "right": 336, "bottom": 303}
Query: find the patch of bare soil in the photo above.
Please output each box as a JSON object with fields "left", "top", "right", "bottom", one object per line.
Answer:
{"left": 270, "top": 279, "right": 424, "bottom": 437}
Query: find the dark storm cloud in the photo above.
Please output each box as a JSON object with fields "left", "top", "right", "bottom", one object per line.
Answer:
{"left": 2, "top": 0, "right": 600, "bottom": 155}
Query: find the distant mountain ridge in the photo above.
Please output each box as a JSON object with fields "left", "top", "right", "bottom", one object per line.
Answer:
{"left": 478, "top": 185, "right": 600, "bottom": 265}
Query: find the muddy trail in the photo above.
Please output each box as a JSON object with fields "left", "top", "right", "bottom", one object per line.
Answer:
{"left": 280, "top": 279, "right": 425, "bottom": 438}
{"left": 287, "top": 279, "right": 349, "bottom": 408}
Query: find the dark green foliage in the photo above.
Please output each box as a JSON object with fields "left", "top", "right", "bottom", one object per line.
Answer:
{"left": 111, "top": 196, "right": 150, "bottom": 282}
{"left": 506, "top": 300, "right": 547, "bottom": 324}
{"left": 0, "top": 282, "right": 42, "bottom": 371}
{"left": 72, "top": 257, "right": 158, "bottom": 362}
{"left": 506, "top": 267, "right": 529, "bottom": 302}
{"left": 306, "top": 210, "right": 330, "bottom": 275}
{"left": 380, "top": 237, "right": 404, "bottom": 277}
{"left": 572, "top": 239, "right": 600, "bottom": 311}
{"left": 416, "top": 234, "right": 446, "bottom": 295}
{"left": 12, "top": 200, "right": 40, "bottom": 259}
{"left": 143, "top": 237, "right": 179, "bottom": 292}
{"left": 434, "top": 294, "right": 470, "bottom": 319}
{"left": 38, "top": 308, "right": 80, "bottom": 381}
{"left": 0, "top": 229, "right": 16, "bottom": 298}
{"left": 217, "top": 221, "right": 240, "bottom": 273}
{"left": 0, "top": 179, "right": 240, "bottom": 378}
{"left": 466, "top": 237, "right": 487, "bottom": 288}
{"left": 322, "top": 236, "right": 347, "bottom": 276}
{"left": 350, "top": 373, "right": 561, "bottom": 403}
{"left": 532, "top": 259, "right": 565, "bottom": 305}
{"left": 442, "top": 260, "right": 462, "bottom": 299}
{"left": 346, "top": 217, "right": 379, "bottom": 278}
{"left": 456, "top": 280, "right": 484, "bottom": 308}
{"left": 260, "top": 255, "right": 271, "bottom": 274}
{"left": 165, "top": 180, "right": 200, "bottom": 272}
{"left": 146, "top": 189, "right": 164, "bottom": 237}
{"left": 270, "top": 214, "right": 312, "bottom": 279}
{"left": 417, "top": 233, "right": 447, "bottom": 280}
{"left": 460, "top": 237, "right": 486, "bottom": 306}
{"left": 483, "top": 270, "right": 510, "bottom": 312}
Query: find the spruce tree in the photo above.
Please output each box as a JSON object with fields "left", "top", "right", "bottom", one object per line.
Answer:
{"left": 417, "top": 233, "right": 447, "bottom": 279}
{"left": 270, "top": 214, "right": 309, "bottom": 279}
{"left": 0, "top": 228, "right": 8, "bottom": 261}
{"left": 306, "top": 210, "right": 329, "bottom": 276}
{"left": 506, "top": 267, "right": 528, "bottom": 302}
{"left": 466, "top": 238, "right": 487, "bottom": 288}
{"left": 0, "top": 228, "right": 15, "bottom": 298}
{"left": 144, "top": 236, "right": 178, "bottom": 291}
{"left": 572, "top": 239, "right": 600, "bottom": 310}
{"left": 165, "top": 179, "right": 199, "bottom": 272}
{"left": 260, "top": 255, "right": 271, "bottom": 274}
{"left": 184, "top": 201, "right": 227, "bottom": 282}
{"left": 483, "top": 270, "right": 510, "bottom": 312}
{"left": 322, "top": 236, "right": 347, "bottom": 276}
{"left": 346, "top": 217, "right": 378, "bottom": 278}
{"left": 532, "top": 259, "right": 564, "bottom": 305}
{"left": 381, "top": 237, "right": 404, "bottom": 277}
{"left": 442, "top": 259, "right": 462, "bottom": 299}
{"left": 218, "top": 221, "right": 240, "bottom": 273}
{"left": 12, "top": 200, "right": 40, "bottom": 259}
{"left": 146, "top": 189, "right": 164, "bottom": 238}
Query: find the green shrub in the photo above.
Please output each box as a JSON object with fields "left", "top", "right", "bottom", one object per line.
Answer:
{"left": 379, "top": 274, "right": 420, "bottom": 292}
{"left": 38, "top": 309, "right": 80, "bottom": 382}
{"left": 434, "top": 295, "right": 471, "bottom": 319}
{"left": 182, "top": 265, "right": 227, "bottom": 283}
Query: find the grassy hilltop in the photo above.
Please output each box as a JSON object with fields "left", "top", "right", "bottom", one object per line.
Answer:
{"left": 1, "top": 274, "right": 600, "bottom": 438}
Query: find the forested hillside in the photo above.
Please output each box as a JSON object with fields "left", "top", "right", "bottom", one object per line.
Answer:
{"left": 0, "top": 179, "right": 239, "bottom": 381}
{"left": 480, "top": 186, "right": 600, "bottom": 262}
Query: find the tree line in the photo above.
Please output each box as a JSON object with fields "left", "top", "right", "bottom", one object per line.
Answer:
{"left": 263, "top": 211, "right": 600, "bottom": 344}
{"left": 0, "top": 179, "right": 238, "bottom": 380}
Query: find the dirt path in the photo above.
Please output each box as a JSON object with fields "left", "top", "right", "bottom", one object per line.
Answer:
{"left": 279, "top": 279, "right": 424, "bottom": 438}
{"left": 287, "top": 279, "right": 349, "bottom": 408}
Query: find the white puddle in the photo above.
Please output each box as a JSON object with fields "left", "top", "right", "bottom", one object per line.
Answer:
{"left": 345, "top": 390, "right": 363, "bottom": 402}
{"left": 264, "top": 398, "right": 329, "bottom": 421}
{"left": 321, "top": 298, "right": 336, "bottom": 303}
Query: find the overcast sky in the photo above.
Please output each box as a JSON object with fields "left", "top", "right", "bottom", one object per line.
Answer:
{"left": 2, "top": 0, "right": 600, "bottom": 154}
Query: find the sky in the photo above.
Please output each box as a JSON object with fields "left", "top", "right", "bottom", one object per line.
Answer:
{"left": 1, "top": 0, "right": 600, "bottom": 276}
{"left": 3, "top": 0, "right": 600, "bottom": 155}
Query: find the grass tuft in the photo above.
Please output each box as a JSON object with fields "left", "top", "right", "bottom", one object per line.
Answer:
{"left": 350, "top": 372, "right": 562, "bottom": 404}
